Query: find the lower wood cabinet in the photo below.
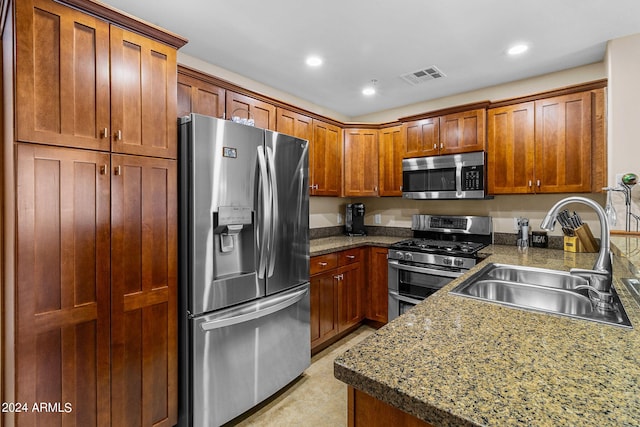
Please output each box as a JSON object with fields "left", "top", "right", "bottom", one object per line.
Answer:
{"left": 13, "top": 144, "right": 177, "bottom": 426}
{"left": 366, "top": 247, "right": 389, "bottom": 324}
{"left": 310, "top": 246, "right": 390, "bottom": 352}
{"left": 348, "top": 387, "right": 434, "bottom": 427}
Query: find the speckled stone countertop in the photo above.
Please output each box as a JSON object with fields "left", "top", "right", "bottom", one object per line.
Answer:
{"left": 334, "top": 243, "right": 640, "bottom": 427}
{"left": 310, "top": 235, "right": 403, "bottom": 256}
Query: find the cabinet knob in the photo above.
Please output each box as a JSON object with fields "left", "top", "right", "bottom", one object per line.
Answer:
{"left": 433, "top": 144, "right": 437, "bottom": 149}
{"left": 115, "top": 130, "right": 122, "bottom": 141}
{"left": 114, "top": 165, "right": 121, "bottom": 176}
{"left": 440, "top": 143, "right": 444, "bottom": 149}
{"left": 319, "top": 262, "right": 328, "bottom": 267}
{"left": 528, "top": 180, "right": 532, "bottom": 188}
{"left": 101, "top": 128, "right": 108, "bottom": 139}
{"left": 100, "top": 164, "right": 108, "bottom": 175}
{"left": 536, "top": 179, "right": 541, "bottom": 187}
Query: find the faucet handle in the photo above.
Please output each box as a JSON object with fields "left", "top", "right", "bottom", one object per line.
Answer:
{"left": 570, "top": 268, "right": 611, "bottom": 292}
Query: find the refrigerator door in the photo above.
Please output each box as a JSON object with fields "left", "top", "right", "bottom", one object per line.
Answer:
{"left": 190, "top": 283, "right": 310, "bottom": 427}
{"left": 181, "top": 114, "right": 265, "bottom": 315}
{"left": 264, "top": 131, "right": 309, "bottom": 295}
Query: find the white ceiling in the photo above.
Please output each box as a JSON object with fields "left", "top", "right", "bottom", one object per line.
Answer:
{"left": 102, "top": 0, "right": 640, "bottom": 118}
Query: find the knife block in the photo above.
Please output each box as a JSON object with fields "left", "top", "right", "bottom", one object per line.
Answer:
{"left": 564, "top": 224, "right": 599, "bottom": 253}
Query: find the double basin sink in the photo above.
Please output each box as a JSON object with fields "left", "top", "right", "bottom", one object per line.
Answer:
{"left": 450, "top": 263, "right": 632, "bottom": 328}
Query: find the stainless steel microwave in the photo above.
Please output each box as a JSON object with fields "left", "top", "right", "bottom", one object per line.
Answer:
{"left": 402, "top": 151, "right": 486, "bottom": 199}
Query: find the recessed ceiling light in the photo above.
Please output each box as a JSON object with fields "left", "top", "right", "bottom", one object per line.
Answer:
{"left": 305, "top": 56, "right": 323, "bottom": 67}
{"left": 362, "top": 79, "right": 377, "bottom": 96}
{"left": 507, "top": 44, "right": 529, "bottom": 55}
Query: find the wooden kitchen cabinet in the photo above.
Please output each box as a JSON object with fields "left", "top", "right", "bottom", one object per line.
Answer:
{"left": 337, "top": 249, "right": 364, "bottom": 331}
{"left": 487, "top": 102, "right": 536, "bottom": 194}
{"left": 403, "top": 108, "right": 485, "bottom": 158}
{"left": 488, "top": 90, "right": 599, "bottom": 194}
{"left": 310, "top": 270, "right": 339, "bottom": 349}
{"left": 344, "top": 128, "right": 379, "bottom": 197}
{"left": 177, "top": 70, "right": 226, "bottom": 118}
{"left": 310, "top": 119, "right": 343, "bottom": 196}
{"left": 366, "top": 247, "right": 389, "bottom": 325}
{"left": 403, "top": 117, "right": 439, "bottom": 158}
{"left": 16, "top": 0, "right": 178, "bottom": 159}
{"left": 15, "top": 144, "right": 112, "bottom": 427}
{"left": 378, "top": 125, "right": 405, "bottom": 196}
{"left": 226, "top": 90, "right": 277, "bottom": 130}
{"left": 276, "top": 108, "right": 313, "bottom": 140}
{"left": 110, "top": 155, "right": 177, "bottom": 427}
{"left": 5, "top": 1, "right": 185, "bottom": 426}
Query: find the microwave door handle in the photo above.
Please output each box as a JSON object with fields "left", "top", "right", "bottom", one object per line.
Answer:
{"left": 456, "top": 162, "right": 463, "bottom": 197}
{"left": 388, "top": 290, "right": 423, "bottom": 305}
{"left": 388, "top": 260, "right": 462, "bottom": 278}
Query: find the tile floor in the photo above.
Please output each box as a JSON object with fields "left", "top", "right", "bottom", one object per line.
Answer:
{"left": 229, "top": 325, "right": 376, "bottom": 427}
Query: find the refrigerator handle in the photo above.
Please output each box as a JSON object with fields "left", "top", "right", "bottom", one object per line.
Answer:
{"left": 257, "top": 146, "right": 271, "bottom": 278}
{"left": 199, "top": 287, "right": 308, "bottom": 331}
{"left": 265, "top": 146, "right": 279, "bottom": 277}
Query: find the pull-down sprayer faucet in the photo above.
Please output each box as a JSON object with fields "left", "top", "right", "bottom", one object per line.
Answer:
{"left": 540, "top": 196, "right": 614, "bottom": 310}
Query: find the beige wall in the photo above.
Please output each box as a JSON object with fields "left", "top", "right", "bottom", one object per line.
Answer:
{"left": 605, "top": 33, "right": 640, "bottom": 232}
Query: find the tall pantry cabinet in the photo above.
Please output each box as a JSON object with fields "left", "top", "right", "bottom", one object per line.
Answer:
{"left": 2, "top": 0, "right": 187, "bottom": 426}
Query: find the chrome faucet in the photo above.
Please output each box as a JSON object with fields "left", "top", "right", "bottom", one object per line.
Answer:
{"left": 540, "top": 196, "right": 614, "bottom": 310}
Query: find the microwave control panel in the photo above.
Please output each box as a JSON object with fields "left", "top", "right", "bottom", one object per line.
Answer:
{"left": 462, "top": 165, "right": 483, "bottom": 191}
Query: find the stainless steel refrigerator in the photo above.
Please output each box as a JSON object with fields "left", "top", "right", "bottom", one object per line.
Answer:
{"left": 178, "top": 114, "right": 310, "bottom": 427}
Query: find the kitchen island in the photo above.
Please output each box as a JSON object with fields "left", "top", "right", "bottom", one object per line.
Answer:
{"left": 334, "top": 242, "right": 640, "bottom": 426}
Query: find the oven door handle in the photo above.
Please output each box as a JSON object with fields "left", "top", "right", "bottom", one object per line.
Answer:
{"left": 388, "top": 259, "right": 463, "bottom": 278}
{"left": 388, "top": 290, "right": 423, "bottom": 305}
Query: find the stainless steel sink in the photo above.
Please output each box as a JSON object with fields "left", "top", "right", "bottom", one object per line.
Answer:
{"left": 450, "top": 263, "right": 632, "bottom": 328}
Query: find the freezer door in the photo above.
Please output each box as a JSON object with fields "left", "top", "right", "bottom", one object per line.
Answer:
{"left": 264, "top": 131, "right": 309, "bottom": 295}
{"left": 190, "top": 284, "right": 310, "bottom": 427}
{"left": 181, "top": 114, "right": 266, "bottom": 314}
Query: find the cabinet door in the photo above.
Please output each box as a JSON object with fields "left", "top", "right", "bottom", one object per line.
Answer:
{"left": 177, "top": 72, "right": 225, "bottom": 119}
{"left": 404, "top": 118, "right": 439, "bottom": 158}
{"left": 344, "top": 129, "right": 379, "bottom": 197}
{"left": 534, "top": 92, "right": 592, "bottom": 193}
{"left": 16, "top": 144, "right": 111, "bottom": 426}
{"left": 15, "top": 0, "right": 111, "bottom": 150}
{"left": 439, "top": 109, "right": 486, "bottom": 154}
{"left": 310, "top": 270, "right": 338, "bottom": 349}
{"left": 378, "top": 126, "right": 404, "bottom": 196}
{"left": 337, "top": 262, "right": 364, "bottom": 332}
{"left": 487, "top": 102, "right": 535, "bottom": 194}
{"left": 276, "top": 108, "right": 313, "bottom": 140}
{"left": 111, "top": 155, "right": 177, "bottom": 427}
{"left": 226, "top": 91, "right": 277, "bottom": 130}
{"left": 366, "top": 247, "right": 389, "bottom": 324}
{"left": 110, "top": 27, "right": 178, "bottom": 159}
{"left": 311, "top": 120, "right": 342, "bottom": 196}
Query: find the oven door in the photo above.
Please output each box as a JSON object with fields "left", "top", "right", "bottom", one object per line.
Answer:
{"left": 388, "top": 260, "right": 462, "bottom": 321}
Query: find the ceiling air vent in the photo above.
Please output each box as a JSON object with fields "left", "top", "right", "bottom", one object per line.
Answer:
{"left": 400, "top": 66, "right": 446, "bottom": 85}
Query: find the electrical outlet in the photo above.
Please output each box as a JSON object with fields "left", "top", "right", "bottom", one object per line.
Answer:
{"left": 616, "top": 173, "right": 624, "bottom": 185}
{"left": 374, "top": 214, "right": 382, "bottom": 224}
{"left": 513, "top": 217, "right": 520, "bottom": 231}
{"left": 337, "top": 213, "right": 343, "bottom": 225}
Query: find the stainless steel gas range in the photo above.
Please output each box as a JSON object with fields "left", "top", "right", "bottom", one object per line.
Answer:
{"left": 388, "top": 215, "right": 493, "bottom": 321}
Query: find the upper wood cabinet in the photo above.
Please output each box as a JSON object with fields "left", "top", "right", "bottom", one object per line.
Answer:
{"left": 488, "top": 91, "right": 598, "bottom": 194}
{"left": 16, "top": 0, "right": 111, "bottom": 151}
{"left": 311, "top": 120, "right": 342, "bottom": 196}
{"left": 403, "top": 108, "right": 485, "bottom": 158}
{"left": 110, "top": 27, "right": 178, "bottom": 159}
{"left": 15, "top": 0, "right": 178, "bottom": 159}
{"left": 378, "top": 125, "right": 404, "bottom": 196}
{"left": 226, "top": 91, "right": 276, "bottom": 130}
{"left": 344, "top": 128, "right": 379, "bottom": 197}
{"left": 276, "top": 108, "right": 313, "bottom": 140}
{"left": 177, "top": 71, "right": 226, "bottom": 119}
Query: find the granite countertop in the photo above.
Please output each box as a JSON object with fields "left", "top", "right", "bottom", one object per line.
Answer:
{"left": 310, "top": 235, "right": 404, "bottom": 256}
{"left": 334, "top": 240, "right": 640, "bottom": 427}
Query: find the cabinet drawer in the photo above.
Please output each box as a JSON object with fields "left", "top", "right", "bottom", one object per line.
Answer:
{"left": 339, "top": 248, "right": 362, "bottom": 266}
{"left": 310, "top": 253, "right": 338, "bottom": 275}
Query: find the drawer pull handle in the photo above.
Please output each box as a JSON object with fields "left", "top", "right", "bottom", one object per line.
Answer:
{"left": 346, "top": 255, "right": 356, "bottom": 259}
{"left": 319, "top": 262, "right": 328, "bottom": 267}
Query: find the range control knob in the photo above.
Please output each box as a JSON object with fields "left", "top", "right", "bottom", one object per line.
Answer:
{"left": 396, "top": 251, "right": 405, "bottom": 260}
{"left": 443, "top": 258, "right": 453, "bottom": 265}
{"left": 454, "top": 258, "right": 464, "bottom": 267}
{"left": 405, "top": 253, "right": 413, "bottom": 261}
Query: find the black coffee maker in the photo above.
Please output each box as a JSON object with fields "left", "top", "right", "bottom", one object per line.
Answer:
{"left": 345, "top": 203, "right": 366, "bottom": 236}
